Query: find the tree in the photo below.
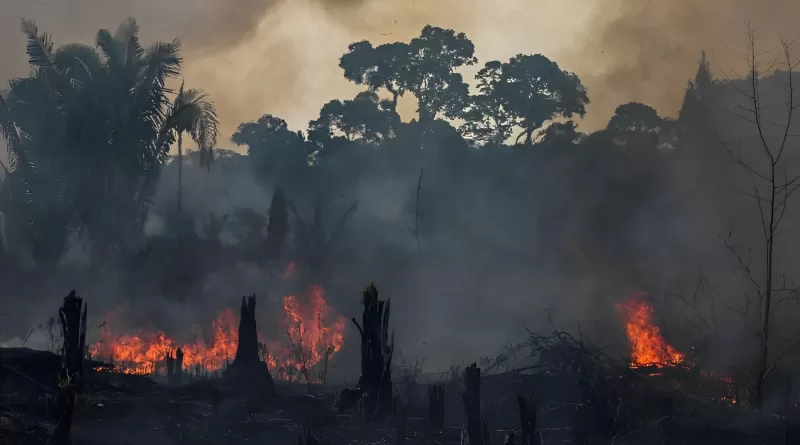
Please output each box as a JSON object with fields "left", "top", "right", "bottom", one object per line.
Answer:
{"left": 339, "top": 25, "right": 477, "bottom": 125}
{"left": 232, "top": 114, "right": 309, "bottom": 186}
{"left": 0, "top": 18, "right": 219, "bottom": 264}
{"left": 463, "top": 54, "right": 588, "bottom": 145}
{"left": 606, "top": 102, "right": 663, "bottom": 148}
{"left": 720, "top": 30, "right": 800, "bottom": 406}
{"left": 173, "top": 81, "right": 219, "bottom": 214}
{"left": 308, "top": 91, "right": 400, "bottom": 149}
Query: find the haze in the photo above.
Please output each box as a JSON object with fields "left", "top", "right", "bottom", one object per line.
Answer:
{"left": 2, "top": 0, "right": 796, "bottom": 143}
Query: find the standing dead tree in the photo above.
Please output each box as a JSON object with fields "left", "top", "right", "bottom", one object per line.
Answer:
{"left": 462, "top": 363, "right": 484, "bottom": 445}
{"left": 166, "top": 348, "right": 184, "bottom": 385}
{"left": 721, "top": 28, "right": 800, "bottom": 406}
{"left": 428, "top": 384, "right": 446, "bottom": 431}
{"left": 58, "top": 291, "right": 87, "bottom": 385}
{"left": 516, "top": 395, "right": 539, "bottom": 445}
{"left": 352, "top": 283, "right": 395, "bottom": 421}
{"left": 225, "top": 295, "right": 276, "bottom": 397}
{"left": 403, "top": 168, "right": 424, "bottom": 252}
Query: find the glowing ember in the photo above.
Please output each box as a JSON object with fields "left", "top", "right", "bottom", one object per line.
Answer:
{"left": 616, "top": 295, "right": 684, "bottom": 368}
{"left": 88, "top": 284, "right": 346, "bottom": 380}
{"left": 265, "top": 285, "right": 346, "bottom": 382}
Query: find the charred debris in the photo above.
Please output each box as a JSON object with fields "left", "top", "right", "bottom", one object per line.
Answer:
{"left": 1, "top": 286, "right": 799, "bottom": 444}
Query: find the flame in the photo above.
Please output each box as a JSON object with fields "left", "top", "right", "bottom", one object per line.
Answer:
{"left": 616, "top": 295, "right": 684, "bottom": 368}
{"left": 88, "top": 284, "right": 346, "bottom": 381}
{"left": 88, "top": 308, "right": 238, "bottom": 375}
{"left": 265, "top": 285, "right": 346, "bottom": 382}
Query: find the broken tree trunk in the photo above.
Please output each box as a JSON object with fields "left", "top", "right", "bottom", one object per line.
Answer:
{"left": 516, "top": 394, "right": 539, "bottom": 445}
{"left": 395, "top": 400, "right": 407, "bottom": 445}
{"left": 428, "top": 384, "right": 445, "bottom": 431}
{"left": 225, "top": 295, "right": 276, "bottom": 397}
{"left": 462, "top": 363, "right": 483, "bottom": 445}
{"left": 351, "top": 283, "right": 395, "bottom": 422}
{"left": 175, "top": 348, "right": 184, "bottom": 385}
{"left": 166, "top": 348, "right": 184, "bottom": 385}
{"left": 47, "top": 374, "right": 76, "bottom": 445}
{"left": 58, "top": 290, "right": 87, "bottom": 387}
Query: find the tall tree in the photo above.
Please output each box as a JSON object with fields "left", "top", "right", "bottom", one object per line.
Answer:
{"left": 0, "top": 18, "right": 218, "bottom": 264}
{"left": 232, "top": 114, "right": 309, "bottom": 187}
{"left": 339, "top": 26, "right": 477, "bottom": 125}
{"left": 172, "top": 81, "right": 219, "bottom": 214}
{"left": 463, "top": 54, "right": 588, "bottom": 145}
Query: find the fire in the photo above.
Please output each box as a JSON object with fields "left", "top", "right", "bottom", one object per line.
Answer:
{"left": 265, "top": 285, "right": 346, "bottom": 382}
{"left": 616, "top": 295, "right": 684, "bottom": 368}
{"left": 88, "top": 308, "right": 238, "bottom": 375}
{"left": 88, "top": 284, "right": 346, "bottom": 381}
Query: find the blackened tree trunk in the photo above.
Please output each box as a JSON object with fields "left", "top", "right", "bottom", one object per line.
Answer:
{"left": 351, "top": 283, "right": 394, "bottom": 421}
{"left": 166, "top": 348, "right": 185, "bottom": 385}
{"left": 58, "top": 290, "right": 87, "bottom": 385}
{"left": 225, "top": 295, "right": 276, "bottom": 397}
{"left": 48, "top": 377, "right": 76, "bottom": 445}
{"left": 462, "top": 363, "right": 483, "bottom": 445}
{"left": 428, "top": 384, "right": 445, "bottom": 431}
{"left": 516, "top": 395, "right": 538, "bottom": 445}
{"left": 175, "top": 348, "right": 184, "bottom": 385}
{"left": 234, "top": 295, "right": 260, "bottom": 366}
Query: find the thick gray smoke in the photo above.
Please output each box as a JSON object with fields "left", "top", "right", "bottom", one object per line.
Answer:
{"left": 1, "top": 0, "right": 799, "bottom": 374}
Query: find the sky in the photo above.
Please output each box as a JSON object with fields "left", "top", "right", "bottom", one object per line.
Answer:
{"left": 0, "top": 0, "right": 797, "bottom": 145}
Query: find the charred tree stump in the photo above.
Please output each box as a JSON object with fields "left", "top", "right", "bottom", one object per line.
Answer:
{"left": 166, "top": 351, "right": 175, "bottom": 382}
{"left": 462, "top": 363, "right": 483, "bottom": 445}
{"left": 428, "top": 384, "right": 445, "bottom": 431}
{"left": 166, "top": 348, "right": 184, "bottom": 385}
{"left": 224, "top": 295, "right": 276, "bottom": 397}
{"left": 175, "top": 348, "right": 184, "bottom": 384}
{"left": 394, "top": 400, "right": 407, "bottom": 445}
{"left": 516, "top": 395, "right": 539, "bottom": 445}
{"left": 58, "top": 291, "right": 87, "bottom": 387}
{"left": 47, "top": 375, "right": 76, "bottom": 445}
{"left": 351, "top": 283, "right": 395, "bottom": 421}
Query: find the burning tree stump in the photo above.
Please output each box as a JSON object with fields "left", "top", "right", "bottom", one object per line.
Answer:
{"left": 351, "top": 283, "right": 395, "bottom": 422}
{"left": 224, "top": 295, "right": 276, "bottom": 397}
{"left": 428, "top": 384, "right": 445, "bottom": 431}
{"left": 58, "top": 291, "right": 87, "bottom": 386}
{"left": 462, "top": 363, "right": 483, "bottom": 445}
{"left": 516, "top": 395, "right": 539, "bottom": 445}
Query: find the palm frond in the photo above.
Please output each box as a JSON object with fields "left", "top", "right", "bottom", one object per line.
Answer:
{"left": 0, "top": 95, "right": 35, "bottom": 201}
{"left": 114, "top": 18, "right": 145, "bottom": 70}
{"left": 134, "top": 40, "right": 182, "bottom": 130}
{"left": 95, "top": 28, "right": 115, "bottom": 63}
{"left": 19, "top": 19, "right": 55, "bottom": 69}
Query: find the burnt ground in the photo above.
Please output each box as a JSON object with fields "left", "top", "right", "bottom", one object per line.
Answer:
{"left": 2, "top": 347, "right": 800, "bottom": 445}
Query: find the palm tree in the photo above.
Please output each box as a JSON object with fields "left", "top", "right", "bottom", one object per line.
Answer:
{"left": 0, "top": 18, "right": 219, "bottom": 265}
{"left": 172, "top": 81, "right": 219, "bottom": 214}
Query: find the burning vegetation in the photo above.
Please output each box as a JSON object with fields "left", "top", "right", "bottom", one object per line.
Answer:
{"left": 616, "top": 295, "right": 685, "bottom": 368}
{"left": 88, "top": 284, "right": 346, "bottom": 381}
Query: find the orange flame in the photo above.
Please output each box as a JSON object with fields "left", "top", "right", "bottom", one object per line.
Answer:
{"left": 616, "top": 295, "right": 684, "bottom": 368}
{"left": 89, "top": 284, "right": 346, "bottom": 380}
{"left": 88, "top": 308, "right": 238, "bottom": 375}
{"left": 265, "top": 285, "right": 346, "bottom": 382}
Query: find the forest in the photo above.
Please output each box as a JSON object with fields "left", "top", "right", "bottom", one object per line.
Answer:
{"left": 1, "top": 16, "right": 800, "bottom": 413}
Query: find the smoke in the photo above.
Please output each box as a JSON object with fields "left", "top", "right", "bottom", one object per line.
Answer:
{"left": 2, "top": 0, "right": 799, "bottom": 373}
{"left": 3, "top": 0, "right": 797, "bottom": 139}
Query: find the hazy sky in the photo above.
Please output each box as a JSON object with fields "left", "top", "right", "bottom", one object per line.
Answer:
{"left": 1, "top": 0, "right": 797, "bottom": 147}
